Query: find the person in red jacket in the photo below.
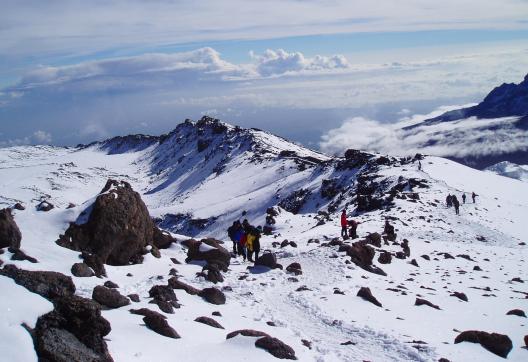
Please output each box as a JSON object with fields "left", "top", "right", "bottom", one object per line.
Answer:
{"left": 341, "top": 210, "right": 348, "bottom": 239}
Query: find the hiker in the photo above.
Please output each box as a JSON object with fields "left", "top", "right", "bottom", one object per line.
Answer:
{"left": 348, "top": 219, "right": 360, "bottom": 239}
{"left": 233, "top": 221, "right": 246, "bottom": 261}
{"left": 446, "top": 194, "right": 452, "bottom": 207}
{"left": 383, "top": 219, "right": 396, "bottom": 242}
{"left": 341, "top": 210, "right": 348, "bottom": 239}
{"left": 462, "top": 193, "right": 466, "bottom": 204}
{"left": 472, "top": 192, "right": 478, "bottom": 203}
{"left": 227, "top": 221, "right": 238, "bottom": 254}
{"left": 247, "top": 225, "right": 261, "bottom": 262}
{"left": 418, "top": 160, "right": 422, "bottom": 171}
{"left": 452, "top": 195, "right": 460, "bottom": 215}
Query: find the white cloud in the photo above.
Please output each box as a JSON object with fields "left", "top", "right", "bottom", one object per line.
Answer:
{"left": 251, "top": 49, "right": 349, "bottom": 76}
{"left": 32, "top": 130, "right": 52, "bottom": 143}
{"left": 319, "top": 109, "right": 528, "bottom": 158}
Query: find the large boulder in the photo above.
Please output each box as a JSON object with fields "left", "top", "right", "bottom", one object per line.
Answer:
{"left": 143, "top": 314, "right": 180, "bottom": 339}
{"left": 454, "top": 331, "right": 512, "bottom": 358}
{"left": 347, "top": 241, "right": 386, "bottom": 276}
{"left": 0, "top": 208, "right": 22, "bottom": 249}
{"left": 34, "top": 295, "right": 113, "bottom": 362}
{"left": 0, "top": 264, "right": 75, "bottom": 299}
{"left": 200, "top": 287, "right": 226, "bottom": 305}
{"left": 183, "top": 238, "right": 230, "bottom": 272}
{"left": 255, "top": 336, "right": 297, "bottom": 360}
{"left": 57, "top": 180, "right": 172, "bottom": 266}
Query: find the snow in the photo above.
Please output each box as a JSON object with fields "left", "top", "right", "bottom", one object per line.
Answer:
{"left": 485, "top": 161, "right": 528, "bottom": 183}
{"left": 0, "top": 124, "right": 527, "bottom": 361}
{"left": 0, "top": 277, "right": 53, "bottom": 362}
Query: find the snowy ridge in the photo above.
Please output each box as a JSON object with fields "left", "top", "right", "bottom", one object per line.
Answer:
{"left": 485, "top": 161, "right": 528, "bottom": 183}
{"left": 0, "top": 118, "right": 527, "bottom": 361}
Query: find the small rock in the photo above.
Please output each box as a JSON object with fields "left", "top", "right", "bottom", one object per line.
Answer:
{"left": 128, "top": 294, "right": 140, "bottom": 303}
{"left": 143, "top": 314, "right": 180, "bottom": 339}
{"left": 194, "top": 316, "right": 224, "bottom": 329}
{"left": 103, "top": 280, "right": 119, "bottom": 289}
{"left": 450, "top": 292, "right": 468, "bottom": 302}
{"left": 200, "top": 287, "right": 226, "bottom": 305}
{"left": 454, "top": 330, "right": 512, "bottom": 358}
{"left": 415, "top": 298, "right": 440, "bottom": 310}
{"left": 92, "top": 285, "right": 130, "bottom": 309}
{"left": 286, "top": 262, "right": 302, "bottom": 275}
{"left": 357, "top": 287, "right": 382, "bottom": 307}
{"left": 506, "top": 309, "right": 526, "bottom": 317}
{"left": 71, "top": 263, "right": 94, "bottom": 278}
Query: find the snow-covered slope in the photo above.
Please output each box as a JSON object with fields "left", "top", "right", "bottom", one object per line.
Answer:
{"left": 1, "top": 119, "right": 527, "bottom": 362}
{"left": 485, "top": 161, "right": 528, "bottom": 182}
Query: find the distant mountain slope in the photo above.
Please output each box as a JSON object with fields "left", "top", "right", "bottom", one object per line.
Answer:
{"left": 402, "top": 74, "right": 528, "bottom": 169}
{"left": 485, "top": 161, "right": 528, "bottom": 182}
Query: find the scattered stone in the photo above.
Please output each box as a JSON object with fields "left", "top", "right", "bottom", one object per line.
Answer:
{"left": 286, "top": 262, "right": 302, "bottom": 275}
{"left": 454, "top": 330, "right": 512, "bottom": 358}
{"left": 212, "top": 311, "right": 222, "bottom": 317}
{"left": 143, "top": 314, "right": 180, "bottom": 339}
{"left": 255, "top": 251, "right": 280, "bottom": 269}
{"left": 13, "top": 203, "right": 25, "bottom": 211}
{"left": 36, "top": 200, "right": 54, "bottom": 212}
{"left": 0, "top": 208, "right": 22, "bottom": 249}
{"left": 92, "top": 285, "right": 130, "bottom": 309}
{"left": 183, "top": 238, "right": 231, "bottom": 271}
{"left": 103, "top": 280, "right": 119, "bottom": 289}
{"left": 71, "top": 262, "right": 94, "bottom": 277}
{"left": 410, "top": 259, "right": 419, "bottom": 267}
{"left": 255, "top": 336, "right": 297, "bottom": 360}
{"left": 266, "top": 321, "right": 276, "bottom": 326}
{"left": 473, "top": 265, "right": 482, "bottom": 271}
{"left": 194, "top": 316, "right": 224, "bottom": 329}
{"left": 170, "top": 257, "right": 181, "bottom": 264}
{"left": 357, "top": 287, "right": 382, "bottom": 307}
{"left": 415, "top": 298, "right": 440, "bottom": 310}
{"left": 450, "top": 292, "right": 468, "bottom": 302}
{"left": 226, "top": 329, "right": 269, "bottom": 339}
{"left": 421, "top": 254, "right": 430, "bottom": 261}
{"left": 506, "top": 309, "right": 526, "bottom": 317}
{"left": 301, "top": 339, "right": 312, "bottom": 349}
{"left": 511, "top": 277, "right": 524, "bottom": 283}
{"left": 130, "top": 308, "right": 166, "bottom": 319}
{"left": 168, "top": 277, "right": 201, "bottom": 295}
{"left": 378, "top": 251, "right": 392, "bottom": 264}
{"left": 295, "top": 285, "right": 311, "bottom": 292}
{"left": 10, "top": 248, "right": 38, "bottom": 263}
{"left": 340, "top": 341, "right": 356, "bottom": 346}
{"left": 200, "top": 287, "right": 226, "bottom": 305}
{"left": 128, "top": 294, "right": 140, "bottom": 303}
{"left": 347, "top": 241, "right": 386, "bottom": 276}
{"left": 365, "top": 232, "right": 382, "bottom": 247}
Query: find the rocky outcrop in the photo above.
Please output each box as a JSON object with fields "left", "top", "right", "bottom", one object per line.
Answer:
{"left": 454, "top": 330, "right": 513, "bottom": 358}
{"left": 57, "top": 180, "right": 174, "bottom": 267}
{"left": 0, "top": 264, "right": 75, "bottom": 299}
{"left": 0, "top": 208, "right": 22, "bottom": 249}
{"left": 279, "top": 189, "right": 311, "bottom": 214}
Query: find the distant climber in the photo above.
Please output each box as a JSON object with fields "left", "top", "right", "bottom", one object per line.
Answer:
{"left": 247, "top": 225, "right": 261, "bottom": 263}
{"left": 348, "top": 219, "right": 360, "bottom": 239}
{"left": 462, "top": 193, "right": 466, "bottom": 204}
{"left": 472, "top": 192, "right": 478, "bottom": 203}
{"left": 227, "top": 221, "right": 238, "bottom": 254}
{"left": 446, "top": 194, "right": 452, "bottom": 208}
{"left": 418, "top": 160, "right": 422, "bottom": 171}
{"left": 452, "top": 195, "right": 460, "bottom": 215}
{"left": 383, "top": 219, "right": 396, "bottom": 242}
{"left": 341, "top": 210, "right": 348, "bottom": 239}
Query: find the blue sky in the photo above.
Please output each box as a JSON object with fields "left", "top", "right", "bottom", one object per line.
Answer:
{"left": 1, "top": 0, "right": 528, "bottom": 150}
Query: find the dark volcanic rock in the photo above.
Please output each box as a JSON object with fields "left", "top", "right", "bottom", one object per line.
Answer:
{"left": 152, "top": 228, "right": 176, "bottom": 249}
{"left": 0, "top": 208, "right": 22, "bottom": 249}
{"left": 57, "top": 180, "right": 166, "bottom": 266}
{"left": 183, "top": 238, "right": 231, "bottom": 272}
{"left": 347, "top": 241, "right": 386, "bottom": 276}
{"left": 37, "top": 200, "right": 55, "bottom": 212}
{"left": 168, "top": 277, "right": 201, "bottom": 295}
{"left": 365, "top": 233, "right": 382, "bottom": 247}
{"left": 130, "top": 308, "right": 166, "bottom": 319}
{"left": 450, "top": 292, "right": 468, "bottom": 302}
{"left": 226, "top": 329, "right": 269, "bottom": 339}
{"left": 255, "top": 251, "right": 279, "bottom": 269}
{"left": 13, "top": 203, "right": 25, "bottom": 210}
{"left": 10, "top": 248, "right": 38, "bottom": 263}
{"left": 278, "top": 189, "right": 311, "bottom": 214}
{"left": 103, "top": 280, "right": 119, "bottom": 289}
{"left": 128, "top": 294, "right": 140, "bottom": 303}
{"left": 34, "top": 295, "right": 113, "bottom": 362}
{"left": 378, "top": 251, "right": 392, "bottom": 264}
{"left": 200, "top": 287, "right": 226, "bottom": 305}
{"left": 71, "top": 262, "right": 94, "bottom": 278}
{"left": 0, "top": 264, "right": 75, "bottom": 299}
{"left": 143, "top": 314, "right": 180, "bottom": 339}
{"left": 194, "top": 316, "right": 224, "bottom": 329}
{"left": 286, "top": 262, "right": 302, "bottom": 275}
{"left": 415, "top": 298, "right": 440, "bottom": 310}
{"left": 357, "top": 287, "right": 382, "bottom": 307}
{"left": 92, "top": 285, "right": 130, "bottom": 309}
{"left": 255, "top": 336, "right": 297, "bottom": 360}
{"left": 506, "top": 309, "right": 526, "bottom": 317}
{"left": 454, "top": 330, "right": 513, "bottom": 358}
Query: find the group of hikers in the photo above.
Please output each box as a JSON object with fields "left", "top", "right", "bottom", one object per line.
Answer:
{"left": 227, "top": 219, "right": 261, "bottom": 263}
{"left": 446, "top": 192, "right": 477, "bottom": 215}
{"left": 341, "top": 210, "right": 360, "bottom": 240}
